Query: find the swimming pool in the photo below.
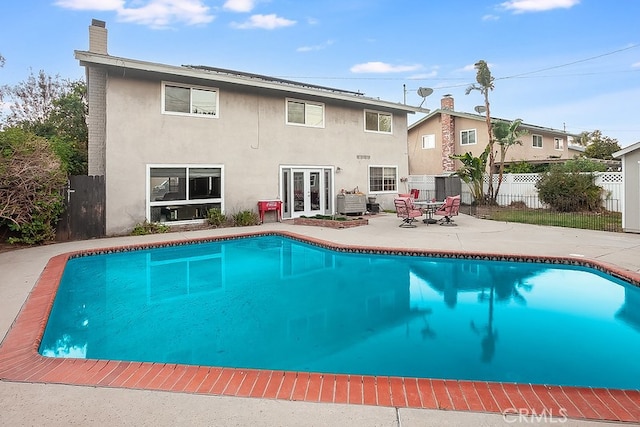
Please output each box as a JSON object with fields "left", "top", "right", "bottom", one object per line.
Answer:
{"left": 39, "top": 234, "right": 640, "bottom": 390}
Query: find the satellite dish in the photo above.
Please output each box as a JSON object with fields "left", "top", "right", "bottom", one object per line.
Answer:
{"left": 417, "top": 87, "right": 433, "bottom": 98}
{"left": 474, "top": 105, "right": 486, "bottom": 114}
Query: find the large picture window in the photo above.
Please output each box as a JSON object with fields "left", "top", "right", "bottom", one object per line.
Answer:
{"left": 163, "top": 82, "right": 218, "bottom": 117}
{"left": 369, "top": 166, "right": 397, "bottom": 192}
{"left": 149, "top": 165, "right": 223, "bottom": 223}
{"left": 365, "top": 110, "right": 392, "bottom": 133}
{"left": 286, "top": 99, "right": 324, "bottom": 127}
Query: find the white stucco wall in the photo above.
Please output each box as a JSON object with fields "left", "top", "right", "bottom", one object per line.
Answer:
{"left": 102, "top": 74, "right": 410, "bottom": 234}
{"left": 620, "top": 149, "right": 640, "bottom": 233}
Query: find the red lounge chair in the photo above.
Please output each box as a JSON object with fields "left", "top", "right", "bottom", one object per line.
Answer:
{"left": 434, "top": 195, "right": 461, "bottom": 226}
{"left": 394, "top": 197, "right": 423, "bottom": 228}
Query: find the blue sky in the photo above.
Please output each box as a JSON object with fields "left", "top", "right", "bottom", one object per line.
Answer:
{"left": 1, "top": 0, "right": 639, "bottom": 146}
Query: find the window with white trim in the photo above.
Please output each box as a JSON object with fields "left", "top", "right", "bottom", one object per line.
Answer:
{"left": 554, "top": 137, "right": 564, "bottom": 150}
{"left": 532, "top": 134, "right": 543, "bottom": 148}
{"left": 365, "top": 110, "right": 392, "bottom": 133}
{"left": 460, "top": 129, "right": 477, "bottom": 145}
{"left": 422, "top": 134, "right": 436, "bottom": 149}
{"left": 162, "top": 82, "right": 218, "bottom": 117}
{"left": 369, "top": 166, "right": 397, "bottom": 192}
{"left": 149, "top": 165, "right": 223, "bottom": 223}
{"left": 286, "top": 99, "right": 324, "bottom": 127}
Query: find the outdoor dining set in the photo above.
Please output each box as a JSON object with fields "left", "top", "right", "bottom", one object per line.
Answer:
{"left": 394, "top": 192, "right": 461, "bottom": 228}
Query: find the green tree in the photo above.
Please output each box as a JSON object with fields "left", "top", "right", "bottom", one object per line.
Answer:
{"left": 451, "top": 145, "right": 490, "bottom": 204}
{"left": 466, "top": 60, "right": 495, "bottom": 204}
{"left": 0, "top": 127, "right": 66, "bottom": 243}
{"left": 492, "top": 119, "right": 527, "bottom": 199}
{"left": 44, "top": 81, "right": 88, "bottom": 175}
{"left": 1, "top": 72, "right": 88, "bottom": 175}
{"left": 582, "top": 130, "right": 621, "bottom": 160}
{"left": 0, "top": 69, "right": 65, "bottom": 126}
{"left": 562, "top": 157, "right": 607, "bottom": 173}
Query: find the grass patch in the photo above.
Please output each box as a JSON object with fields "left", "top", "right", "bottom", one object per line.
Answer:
{"left": 482, "top": 208, "right": 621, "bottom": 232}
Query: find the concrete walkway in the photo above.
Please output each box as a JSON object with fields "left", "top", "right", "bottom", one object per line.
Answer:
{"left": 1, "top": 213, "right": 639, "bottom": 426}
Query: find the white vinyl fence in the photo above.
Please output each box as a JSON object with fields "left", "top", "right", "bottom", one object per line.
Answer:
{"left": 408, "top": 172, "right": 622, "bottom": 212}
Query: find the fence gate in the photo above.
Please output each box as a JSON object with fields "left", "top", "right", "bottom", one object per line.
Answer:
{"left": 57, "top": 175, "right": 105, "bottom": 241}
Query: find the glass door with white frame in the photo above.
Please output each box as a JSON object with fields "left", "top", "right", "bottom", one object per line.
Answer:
{"left": 292, "top": 169, "right": 322, "bottom": 216}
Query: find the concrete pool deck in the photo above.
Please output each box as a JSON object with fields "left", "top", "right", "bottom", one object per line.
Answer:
{"left": 1, "top": 212, "right": 639, "bottom": 426}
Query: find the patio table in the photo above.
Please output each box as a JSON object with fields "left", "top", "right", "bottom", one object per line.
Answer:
{"left": 414, "top": 200, "right": 443, "bottom": 224}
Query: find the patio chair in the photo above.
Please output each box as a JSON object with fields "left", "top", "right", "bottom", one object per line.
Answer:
{"left": 394, "top": 197, "right": 424, "bottom": 228}
{"left": 434, "top": 195, "right": 461, "bottom": 226}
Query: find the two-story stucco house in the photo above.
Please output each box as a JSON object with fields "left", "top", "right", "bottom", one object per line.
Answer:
{"left": 77, "top": 20, "right": 415, "bottom": 235}
{"left": 408, "top": 95, "right": 577, "bottom": 175}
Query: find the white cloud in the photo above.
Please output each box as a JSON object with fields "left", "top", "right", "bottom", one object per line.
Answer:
{"left": 297, "top": 40, "right": 334, "bottom": 53}
{"left": 350, "top": 62, "right": 421, "bottom": 73}
{"left": 482, "top": 14, "right": 500, "bottom": 21}
{"left": 231, "top": 14, "right": 296, "bottom": 29}
{"left": 223, "top": 0, "right": 255, "bottom": 13}
{"left": 55, "top": 0, "right": 214, "bottom": 28}
{"left": 501, "top": 0, "right": 580, "bottom": 13}
{"left": 632, "top": 62, "right": 640, "bottom": 68}
{"left": 408, "top": 70, "right": 438, "bottom": 80}
{"left": 55, "top": 0, "right": 123, "bottom": 10}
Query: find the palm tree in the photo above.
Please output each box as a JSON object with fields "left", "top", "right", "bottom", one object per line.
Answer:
{"left": 492, "top": 119, "right": 527, "bottom": 199}
{"left": 465, "top": 60, "right": 495, "bottom": 203}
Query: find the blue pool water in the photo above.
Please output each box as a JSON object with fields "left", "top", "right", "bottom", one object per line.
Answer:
{"left": 40, "top": 235, "right": 640, "bottom": 389}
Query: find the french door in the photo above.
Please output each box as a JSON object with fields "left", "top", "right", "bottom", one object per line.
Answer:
{"left": 281, "top": 167, "right": 333, "bottom": 219}
{"left": 292, "top": 169, "right": 322, "bottom": 217}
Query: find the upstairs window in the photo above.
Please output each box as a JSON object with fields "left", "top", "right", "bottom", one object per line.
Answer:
{"left": 365, "top": 110, "right": 392, "bottom": 133}
{"left": 554, "top": 137, "right": 564, "bottom": 150}
{"left": 286, "top": 99, "right": 324, "bottom": 127}
{"left": 422, "top": 134, "right": 436, "bottom": 149}
{"left": 532, "top": 134, "right": 543, "bottom": 148}
{"left": 163, "top": 82, "right": 218, "bottom": 117}
{"left": 460, "top": 129, "right": 477, "bottom": 145}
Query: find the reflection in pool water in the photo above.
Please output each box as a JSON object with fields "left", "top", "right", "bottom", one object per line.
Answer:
{"left": 40, "top": 235, "right": 640, "bottom": 389}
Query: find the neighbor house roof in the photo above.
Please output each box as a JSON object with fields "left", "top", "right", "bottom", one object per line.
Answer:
{"left": 75, "top": 50, "right": 417, "bottom": 114}
{"left": 613, "top": 141, "right": 640, "bottom": 158}
{"left": 408, "top": 108, "right": 578, "bottom": 138}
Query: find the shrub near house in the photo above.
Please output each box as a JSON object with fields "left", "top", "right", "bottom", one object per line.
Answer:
{"left": 536, "top": 165, "right": 603, "bottom": 212}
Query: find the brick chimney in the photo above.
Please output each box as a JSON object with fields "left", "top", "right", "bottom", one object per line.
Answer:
{"left": 441, "top": 95, "right": 455, "bottom": 172}
{"left": 85, "top": 19, "right": 108, "bottom": 176}
{"left": 89, "top": 19, "right": 108, "bottom": 54}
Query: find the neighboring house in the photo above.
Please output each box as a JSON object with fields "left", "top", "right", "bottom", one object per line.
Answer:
{"left": 77, "top": 20, "right": 415, "bottom": 235}
{"left": 408, "top": 95, "right": 577, "bottom": 175}
{"left": 613, "top": 141, "right": 640, "bottom": 233}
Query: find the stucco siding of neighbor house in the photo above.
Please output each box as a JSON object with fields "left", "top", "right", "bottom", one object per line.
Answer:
{"left": 407, "top": 115, "right": 442, "bottom": 174}
{"left": 102, "top": 73, "right": 409, "bottom": 235}
{"left": 407, "top": 96, "right": 573, "bottom": 176}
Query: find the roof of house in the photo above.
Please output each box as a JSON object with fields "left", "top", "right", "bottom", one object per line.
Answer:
{"left": 75, "top": 50, "right": 417, "bottom": 114}
{"left": 408, "top": 108, "right": 578, "bottom": 137}
{"left": 613, "top": 141, "right": 640, "bottom": 158}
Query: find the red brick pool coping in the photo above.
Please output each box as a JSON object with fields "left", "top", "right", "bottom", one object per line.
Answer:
{"left": 1, "top": 230, "right": 639, "bottom": 423}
